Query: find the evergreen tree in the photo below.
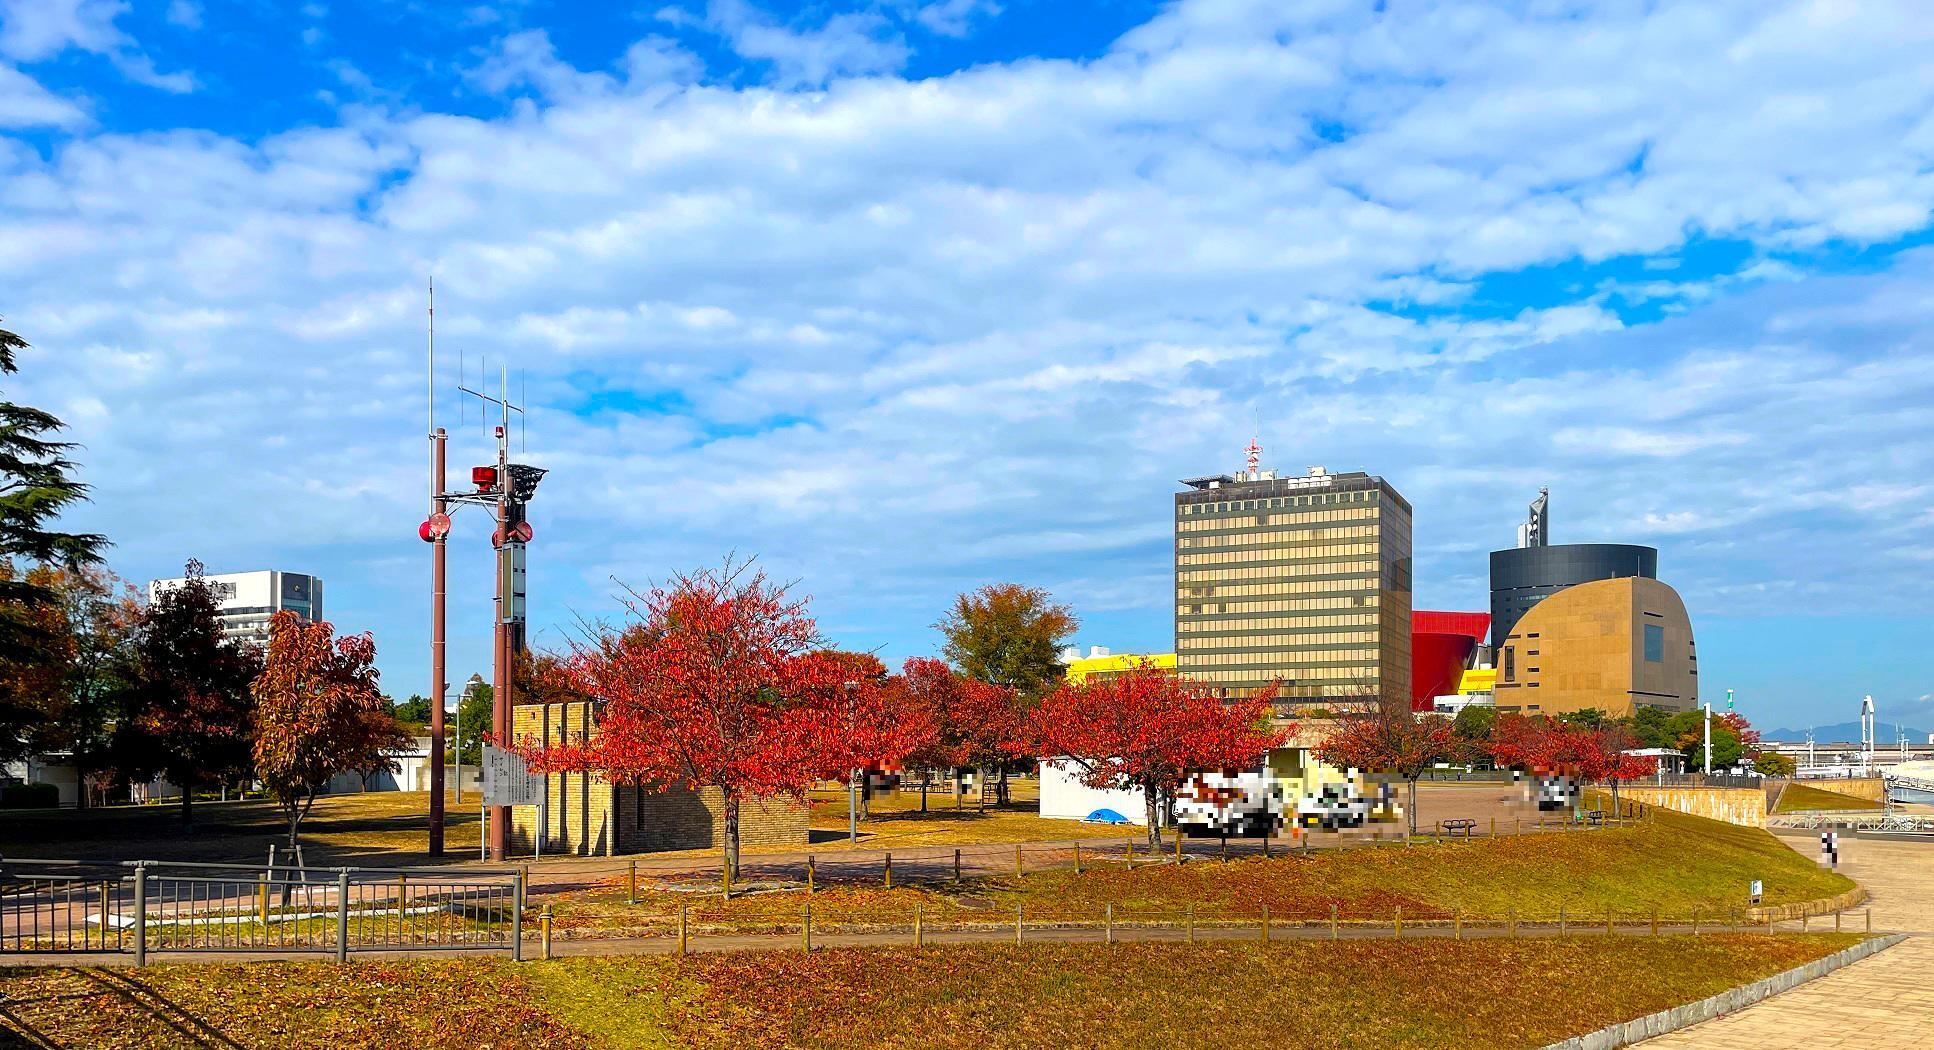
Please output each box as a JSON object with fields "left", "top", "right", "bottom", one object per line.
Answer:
{"left": 0, "top": 318, "right": 108, "bottom": 760}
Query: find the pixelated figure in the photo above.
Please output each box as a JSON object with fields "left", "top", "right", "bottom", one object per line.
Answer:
{"left": 1821, "top": 830, "right": 1839, "bottom": 869}
{"left": 1173, "top": 747, "right": 1401, "bottom": 839}
{"left": 1509, "top": 768, "right": 1579, "bottom": 812}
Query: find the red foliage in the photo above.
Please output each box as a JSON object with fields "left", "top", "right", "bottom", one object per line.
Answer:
{"left": 1488, "top": 716, "right": 1653, "bottom": 811}
{"left": 1029, "top": 663, "right": 1284, "bottom": 843}
{"left": 800, "top": 650, "right": 940, "bottom": 781}
{"left": 1718, "top": 711, "right": 1760, "bottom": 749}
{"left": 250, "top": 610, "right": 406, "bottom": 846}
{"left": 895, "top": 656, "right": 1025, "bottom": 773}
{"left": 523, "top": 562, "right": 861, "bottom": 880}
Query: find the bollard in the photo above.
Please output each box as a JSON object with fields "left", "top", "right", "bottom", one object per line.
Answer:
{"left": 807, "top": 855, "right": 816, "bottom": 894}
{"left": 1015, "top": 904, "right": 1024, "bottom": 945}
{"left": 1106, "top": 903, "right": 1115, "bottom": 944}
{"left": 541, "top": 906, "right": 553, "bottom": 960}
{"left": 1330, "top": 903, "right": 1338, "bottom": 940}
{"left": 1015, "top": 845, "right": 1023, "bottom": 879}
{"left": 133, "top": 865, "right": 148, "bottom": 968}
{"left": 914, "top": 902, "right": 924, "bottom": 949}
{"left": 337, "top": 869, "right": 352, "bottom": 964}
{"left": 1074, "top": 843, "right": 1082, "bottom": 875}
{"left": 1261, "top": 904, "right": 1270, "bottom": 944}
{"left": 627, "top": 860, "right": 637, "bottom": 905}
{"left": 952, "top": 849, "right": 961, "bottom": 885}
{"left": 884, "top": 853, "right": 893, "bottom": 890}
{"left": 1187, "top": 904, "right": 1195, "bottom": 945}
{"left": 1263, "top": 836, "right": 1271, "bottom": 859}
{"left": 1394, "top": 905, "right": 1402, "bottom": 939}
{"left": 801, "top": 902, "right": 812, "bottom": 952}
{"left": 678, "top": 904, "right": 689, "bottom": 956}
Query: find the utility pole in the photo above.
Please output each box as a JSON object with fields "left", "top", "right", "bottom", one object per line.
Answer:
{"left": 421, "top": 279, "right": 451, "bottom": 856}
{"left": 1702, "top": 702, "right": 1712, "bottom": 776}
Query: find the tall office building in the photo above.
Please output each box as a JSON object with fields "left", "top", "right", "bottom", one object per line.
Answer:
{"left": 147, "top": 569, "right": 323, "bottom": 648}
{"left": 1174, "top": 449, "right": 1412, "bottom": 713}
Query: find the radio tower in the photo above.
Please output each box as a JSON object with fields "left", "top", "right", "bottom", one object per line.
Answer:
{"left": 1244, "top": 435, "right": 1262, "bottom": 480}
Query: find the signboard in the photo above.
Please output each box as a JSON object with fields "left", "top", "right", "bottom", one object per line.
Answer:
{"left": 481, "top": 744, "right": 542, "bottom": 807}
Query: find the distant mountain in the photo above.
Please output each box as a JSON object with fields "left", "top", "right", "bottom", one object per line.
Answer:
{"left": 1762, "top": 720, "right": 1928, "bottom": 743}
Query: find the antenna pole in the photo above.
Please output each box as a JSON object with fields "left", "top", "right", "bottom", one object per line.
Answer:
{"left": 489, "top": 363, "right": 515, "bottom": 862}
{"left": 427, "top": 278, "right": 449, "bottom": 855}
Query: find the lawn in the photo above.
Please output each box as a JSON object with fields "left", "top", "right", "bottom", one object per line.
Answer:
{"left": 1773, "top": 782, "right": 1884, "bottom": 813}
{"left": 0, "top": 791, "right": 482, "bottom": 866}
{"left": 542, "top": 804, "right": 1856, "bottom": 935}
{"left": 0, "top": 935, "right": 1866, "bottom": 1049}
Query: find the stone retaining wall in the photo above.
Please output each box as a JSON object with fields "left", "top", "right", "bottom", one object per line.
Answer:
{"left": 1744, "top": 884, "right": 1867, "bottom": 925}
{"left": 1542, "top": 934, "right": 1907, "bottom": 1050}
{"left": 1614, "top": 785, "right": 1766, "bottom": 827}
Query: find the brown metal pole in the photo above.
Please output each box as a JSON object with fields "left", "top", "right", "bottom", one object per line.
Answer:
{"left": 429, "top": 428, "right": 448, "bottom": 855}
{"left": 490, "top": 468, "right": 511, "bottom": 862}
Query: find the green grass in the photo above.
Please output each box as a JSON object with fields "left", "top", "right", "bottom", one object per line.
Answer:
{"left": 545, "top": 804, "right": 1856, "bottom": 933}
{"left": 1774, "top": 783, "right": 1884, "bottom": 813}
{"left": 0, "top": 936, "right": 1867, "bottom": 1049}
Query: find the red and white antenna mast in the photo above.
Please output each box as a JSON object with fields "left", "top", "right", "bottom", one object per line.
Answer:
{"left": 1244, "top": 435, "right": 1262, "bottom": 478}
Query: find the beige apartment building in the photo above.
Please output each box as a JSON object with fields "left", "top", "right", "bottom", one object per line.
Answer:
{"left": 1175, "top": 463, "right": 1413, "bottom": 714}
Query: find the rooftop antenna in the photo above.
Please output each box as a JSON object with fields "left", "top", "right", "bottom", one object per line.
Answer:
{"left": 1244, "top": 434, "right": 1262, "bottom": 480}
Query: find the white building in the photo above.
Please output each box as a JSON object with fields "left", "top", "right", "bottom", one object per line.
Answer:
{"left": 147, "top": 569, "right": 323, "bottom": 647}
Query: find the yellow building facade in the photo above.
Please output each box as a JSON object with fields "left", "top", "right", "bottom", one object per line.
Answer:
{"left": 1491, "top": 576, "right": 1697, "bottom": 718}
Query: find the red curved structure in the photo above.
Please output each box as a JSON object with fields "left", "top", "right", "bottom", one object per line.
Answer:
{"left": 1411, "top": 611, "right": 1490, "bottom": 711}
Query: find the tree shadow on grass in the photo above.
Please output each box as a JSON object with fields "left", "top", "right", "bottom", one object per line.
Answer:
{"left": 73, "top": 968, "right": 250, "bottom": 1049}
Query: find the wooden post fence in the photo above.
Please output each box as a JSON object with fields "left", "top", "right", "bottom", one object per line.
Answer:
{"left": 1330, "top": 903, "right": 1338, "bottom": 940}
{"left": 677, "top": 904, "right": 688, "bottom": 956}
{"left": 801, "top": 902, "right": 812, "bottom": 952}
{"left": 1106, "top": 903, "right": 1115, "bottom": 944}
{"left": 807, "top": 855, "right": 816, "bottom": 894}
{"left": 627, "top": 860, "right": 637, "bottom": 905}
{"left": 1260, "top": 904, "right": 1270, "bottom": 944}
{"left": 884, "top": 853, "right": 893, "bottom": 890}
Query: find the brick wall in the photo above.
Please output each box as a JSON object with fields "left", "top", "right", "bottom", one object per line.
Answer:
{"left": 508, "top": 701, "right": 809, "bottom": 855}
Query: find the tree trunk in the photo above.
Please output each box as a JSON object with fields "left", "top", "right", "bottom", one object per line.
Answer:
{"left": 722, "top": 792, "right": 741, "bottom": 896}
{"left": 977, "top": 766, "right": 987, "bottom": 812}
{"left": 180, "top": 784, "right": 194, "bottom": 830}
{"left": 1408, "top": 777, "right": 1419, "bottom": 836}
{"left": 1144, "top": 782, "right": 1163, "bottom": 849}
{"left": 920, "top": 775, "right": 929, "bottom": 813}
{"left": 998, "top": 767, "right": 1010, "bottom": 807}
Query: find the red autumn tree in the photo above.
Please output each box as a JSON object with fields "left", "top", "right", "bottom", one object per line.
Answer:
{"left": 802, "top": 649, "right": 939, "bottom": 821}
{"left": 894, "top": 656, "right": 1025, "bottom": 811}
{"left": 1029, "top": 663, "right": 1284, "bottom": 847}
{"left": 1315, "top": 698, "right": 1455, "bottom": 836}
{"left": 524, "top": 560, "right": 838, "bottom": 891}
{"left": 1565, "top": 724, "right": 1655, "bottom": 815}
{"left": 251, "top": 610, "right": 407, "bottom": 848}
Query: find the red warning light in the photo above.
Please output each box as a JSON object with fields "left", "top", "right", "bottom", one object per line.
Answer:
{"left": 472, "top": 466, "right": 498, "bottom": 491}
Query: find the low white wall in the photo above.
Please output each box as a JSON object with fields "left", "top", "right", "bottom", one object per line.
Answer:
{"left": 1038, "top": 760, "right": 1163, "bottom": 825}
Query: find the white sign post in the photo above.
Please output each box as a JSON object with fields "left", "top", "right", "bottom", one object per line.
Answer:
{"left": 481, "top": 744, "right": 542, "bottom": 808}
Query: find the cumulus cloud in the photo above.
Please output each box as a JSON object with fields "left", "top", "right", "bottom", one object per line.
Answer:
{"left": 0, "top": 0, "right": 193, "bottom": 91}
{"left": 1, "top": 0, "right": 1931, "bottom": 716}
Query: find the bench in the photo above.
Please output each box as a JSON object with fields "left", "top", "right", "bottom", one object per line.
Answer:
{"left": 1437, "top": 818, "right": 1478, "bottom": 838}
{"left": 1584, "top": 810, "right": 1607, "bottom": 826}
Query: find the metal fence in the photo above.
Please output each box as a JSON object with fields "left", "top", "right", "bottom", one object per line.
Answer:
{"left": 0, "top": 860, "right": 524, "bottom": 964}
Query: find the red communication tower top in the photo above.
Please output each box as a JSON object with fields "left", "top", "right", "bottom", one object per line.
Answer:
{"left": 1244, "top": 436, "right": 1262, "bottom": 478}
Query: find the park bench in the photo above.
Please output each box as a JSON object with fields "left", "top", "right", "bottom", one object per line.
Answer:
{"left": 1437, "top": 818, "right": 1478, "bottom": 838}
{"left": 1584, "top": 810, "right": 1607, "bottom": 826}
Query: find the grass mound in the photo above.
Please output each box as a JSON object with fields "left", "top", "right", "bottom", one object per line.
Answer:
{"left": 1774, "top": 782, "right": 1884, "bottom": 813}
{"left": 0, "top": 936, "right": 1865, "bottom": 1049}
{"left": 547, "top": 803, "right": 1855, "bottom": 932}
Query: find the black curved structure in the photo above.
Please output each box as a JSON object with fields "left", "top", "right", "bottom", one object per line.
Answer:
{"left": 1489, "top": 543, "right": 1657, "bottom": 647}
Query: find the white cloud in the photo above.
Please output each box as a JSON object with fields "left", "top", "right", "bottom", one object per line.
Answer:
{"left": 0, "top": 61, "right": 83, "bottom": 126}
{"left": 1, "top": 0, "right": 1932, "bottom": 716}
{"left": 697, "top": 0, "right": 909, "bottom": 86}
{"left": 0, "top": 0, "right": 194, "bottom": 91}
{"left": 911, "top": 0, "right": 1001, "bottom": 38}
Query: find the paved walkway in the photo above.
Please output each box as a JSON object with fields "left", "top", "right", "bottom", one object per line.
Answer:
{"left": 1645, "top": 830, "right": 1934, "bottom": 1047}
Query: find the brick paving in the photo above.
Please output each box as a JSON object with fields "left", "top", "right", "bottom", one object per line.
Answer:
{"left": 1642, "top": 830, "right": 1934, "bottom": 1047}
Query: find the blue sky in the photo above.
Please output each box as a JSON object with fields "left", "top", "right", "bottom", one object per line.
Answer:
{"left": 3, "top": 0, "right": 1932, "bottom": 735}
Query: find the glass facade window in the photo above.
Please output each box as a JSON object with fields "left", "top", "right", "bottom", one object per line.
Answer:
{"left": 1643, "top": 624, "right": 1665, "bottom": 663}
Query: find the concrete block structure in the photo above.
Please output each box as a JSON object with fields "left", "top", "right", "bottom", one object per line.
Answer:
{"left": 508, "top": 701, "right": 809, "bottom": 856}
